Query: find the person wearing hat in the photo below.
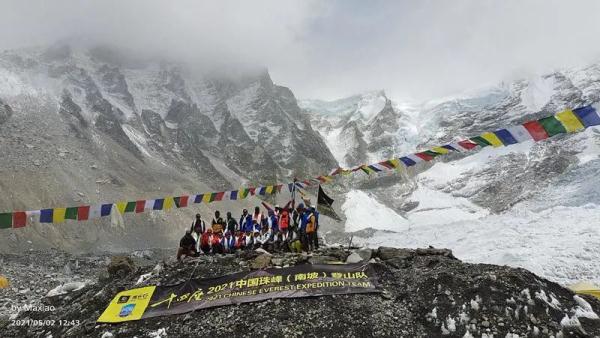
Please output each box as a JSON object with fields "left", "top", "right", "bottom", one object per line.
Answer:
{"left": 177, "top": 229, "right": 197, "bottom": 261}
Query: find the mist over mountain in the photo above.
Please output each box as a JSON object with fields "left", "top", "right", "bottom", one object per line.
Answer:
{"left": 1, "top": 41, "right": 600, "bottom": 287}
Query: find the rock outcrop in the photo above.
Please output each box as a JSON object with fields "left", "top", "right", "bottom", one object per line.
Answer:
{"left": 2, "top": 247, "right": 599, "bottom": 337}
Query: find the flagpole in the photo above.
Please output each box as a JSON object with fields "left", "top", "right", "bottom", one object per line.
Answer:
{"left": 292, "top": 177, "right": 297, "bottom": 210}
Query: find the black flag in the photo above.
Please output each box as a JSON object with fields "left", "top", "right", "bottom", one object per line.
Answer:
{"left": 317, "top": 185, "right": 342, "bottom": 221}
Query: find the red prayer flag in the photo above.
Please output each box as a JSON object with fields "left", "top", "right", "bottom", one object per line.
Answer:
{"left": 458, "top": 140, "right": 478, "bottom": 150}
{"left": 135, "top": 200, "right": 146, "bottom": 213}
{"left": 522, "top": 120, "right": 549, "bottom": 141}
{"left": 248, "top": 188, "right": 256, "bottom": 196}
{"left": 12, "top": 212, "right": 27, "bottom": 228}
{"left": 77, "top": 206, "right": 90, "bottom": 221}
{"left": 414, "top": 152, "right": 434, "bottom": 161}
{"left": 179, "top": 195, "right": 189, "bottom": 208}
{"left": 214, "top": 192, "right": 225, "bottom": 201}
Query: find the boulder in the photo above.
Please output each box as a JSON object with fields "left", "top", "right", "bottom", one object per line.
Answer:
{"left": 251, "top": 254, "right": 272, "bottom": 269}
{"left": 107, "top": 256, "right": 135, "bottom": 277}
{"left": 375, "top": 247, "right": 414, "bottom": 261}
{"left": 345, "top": 249, "right": 372, "bottom": 263}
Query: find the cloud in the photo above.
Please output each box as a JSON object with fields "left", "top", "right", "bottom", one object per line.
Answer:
{"left": 1, "top": 0, "right": 600, "bottom": 102}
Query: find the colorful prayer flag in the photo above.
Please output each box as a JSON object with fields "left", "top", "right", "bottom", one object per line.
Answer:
{"left": 214, "top": 192, "right": 225, "bottom": 201}
{"left": 101, "top": 204, "right": 113, "bottom": 216}
{"left": 573, "top": 106, "right": 600, "bottom": 127}
{"left": 65, "top": 207, "right": 78, "bottom": 220}
{"left": 494, "top": 129, "right": 518, "bottom": 145}
{"left": 12, "top": 212, "right": 26, "bottom": 228}
{"left": 163, "top": 197, "right": 174, "bottom": 210}
{"left": 480, "top": 132, "right": 504, "bottom": 147}
{"left": 124, "top": 201, "right": 136, "bottom": 213}
{"left": 522, "top": 120, "right": 549, "bottom": 141}
{"left": 77, "top": 206, "right": 90, "bottom": 221}
{"left": 40, "top": 209, "right": 53, "bottom": 223}
{"left": 153, "top": 199, "right": 164, "bottom": 210}
{"left": 469, "top": 136, "right": 492, "bottom": 147}
{"left": 144, "top": 200, "right": 155, "bottom": 211}
{"left": 230, "top": 190, "right": 238, "bottom": 200}
{"left": 53, "top": 208, "right": 66, "bottom": 223}
{"left": 555, "top": 109, "right": 584, "bottom": 132}
{"left": 538, "top": 116, "right": 566, "bottom": 137}
{"left": 135, "top": 200, "right": 145, "bottom": 213}
{"left": 0, "top": 213, "right": 12, "bottom": 229}
{"left": 457, "top": 140, "right": 478, "bottom": 150}
{"left": 399, "top": 156, "right": 417, "bottom": 166}
{"left": 506, "top": 125, "right": 533, "bottom": 142}
{"left": 414, "top": 152, "right": 435, "bottom": 161}
{"left": 431, "top": 146, "right": 450, "bottom": 154}
{"left": 116, "top": 202, "right": 127, "bottom": 214}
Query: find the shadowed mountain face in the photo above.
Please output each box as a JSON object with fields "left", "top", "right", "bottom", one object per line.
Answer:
{"left": 0, "top": 44, "right": 337, "bottom": 252}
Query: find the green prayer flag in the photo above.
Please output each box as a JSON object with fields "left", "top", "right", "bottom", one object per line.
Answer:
{"left": 125, "top": 201, "right": 137, "bottom": 213}
{"left": 470, "top": 136, "right": 492, "bottom": 147}
{"left": 0, "top": 213, "right": 12, "bottom": 229}
{"left": 538, "top": 116, "right": 567, "bottom": 137}
{"left": 65, "top": 207, "right": 78, "bottom": 220}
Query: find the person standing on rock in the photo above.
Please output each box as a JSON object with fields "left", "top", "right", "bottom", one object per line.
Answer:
{"left": 267, "top": 209, "right": 279, "bottom": 234}
{"left": 310, "top": 206, "right": 320, "bottom": 250}
{"left": 279, "top": 207, "right": 290, "bottom": 235}
{"left": 212, "top": 211, "right": 225, "bottom": 233}
{"left": 191, "top": 214, "right": 206, "bottom": 234}
{"left": 298, "top": 205, "right": 309, "bottom": 252}
{"left": 239, "top": 209, "right": 249, "bottom": 232}
{"left": 306, "top": 208, "right": 317, "bottom": 252}
{"left": 177, "top": 229, "right": 197, "bottom": 261}
{"left": 226, "top": 212, "right": 238, "bottom": 235}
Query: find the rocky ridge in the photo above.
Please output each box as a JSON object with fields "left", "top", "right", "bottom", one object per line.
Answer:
{"left": 1, "top": 247, "right": 599, "bottom": 337}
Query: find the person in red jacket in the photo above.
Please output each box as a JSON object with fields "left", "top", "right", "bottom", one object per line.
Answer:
{"left": 235, "top": 231, "right": 246, "bottom": 250}
{"left": 200, "top": 229, "right": 212, "bottom": 254}
{"left": 211, "top": 230, "right": 223, "bottom": 254}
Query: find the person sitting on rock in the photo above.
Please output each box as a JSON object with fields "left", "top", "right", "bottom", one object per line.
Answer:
{"left": 221, "top": 231, "right": 236, "bottom": 254}
{"left": 245, "top": 231, "right": 255, "bottom": 250}
{"left": 253, "top": 230, "right": 262, "bottom": 250}
{"left": 259, "top": 227, "right": 273, "bottom": 252}
{"left": 235, "top": 230, "right": 246, "bottom": 251}
{"left": 288, "top": 229, "right": 302, "bottom": 253}
{"left": 211, "top": 230, "right": 223, "bottom": 254}
{"left": 177, "top": 229, "right": 197, "bottom": 261}
{"left": 200, "top": 229, "right": 212, "bottom": 254}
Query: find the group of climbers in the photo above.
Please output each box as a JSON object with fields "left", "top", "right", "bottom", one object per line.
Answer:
{"left": 177, "top": 204, "right": 320, "bottom": 260}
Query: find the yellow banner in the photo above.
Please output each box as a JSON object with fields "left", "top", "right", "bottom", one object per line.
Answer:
{"left": 97, "top": 286, "right": 157, "bottom": 323}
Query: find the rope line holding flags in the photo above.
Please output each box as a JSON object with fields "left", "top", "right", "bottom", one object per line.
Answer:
{"left": 1, "top": 104, "right": 599, "bottom": 229}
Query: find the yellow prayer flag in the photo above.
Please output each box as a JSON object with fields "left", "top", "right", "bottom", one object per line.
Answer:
{"left": 480, "top": 132, "right": 504, "bottom": 147}
{"left": 53, "top": 207, "right": 66, "bottom": 223}
{"left": 202, "top": 194, "right": 212, "bottom": 203}
{"left": 555, "top": 109, "right": 584, "bottom": 132}
{"left": 431, "top": 146, "right": 450, "bottom": 154}
{"left": 163, "top": 197, "right": 174, "bottom": 210}
{"left": 116, "top": 202, "right": 127, "bottom": 215}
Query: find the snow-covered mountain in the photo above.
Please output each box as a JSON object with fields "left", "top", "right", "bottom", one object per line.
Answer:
{"left": 2, "top": 42, "right": 600, "bottom": 287}
{"left": 300, "top": 91, "right": 419, "bottom": 167}
{"left": 0, "top": 43, "right": 337, "bottom": 251}
{"left": 303, "top": 67, "right": 600, "bottom": 285}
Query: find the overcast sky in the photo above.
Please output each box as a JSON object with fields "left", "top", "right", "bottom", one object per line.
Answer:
{"left": 2, "top": 0, "right": 600, "bottom": 102}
